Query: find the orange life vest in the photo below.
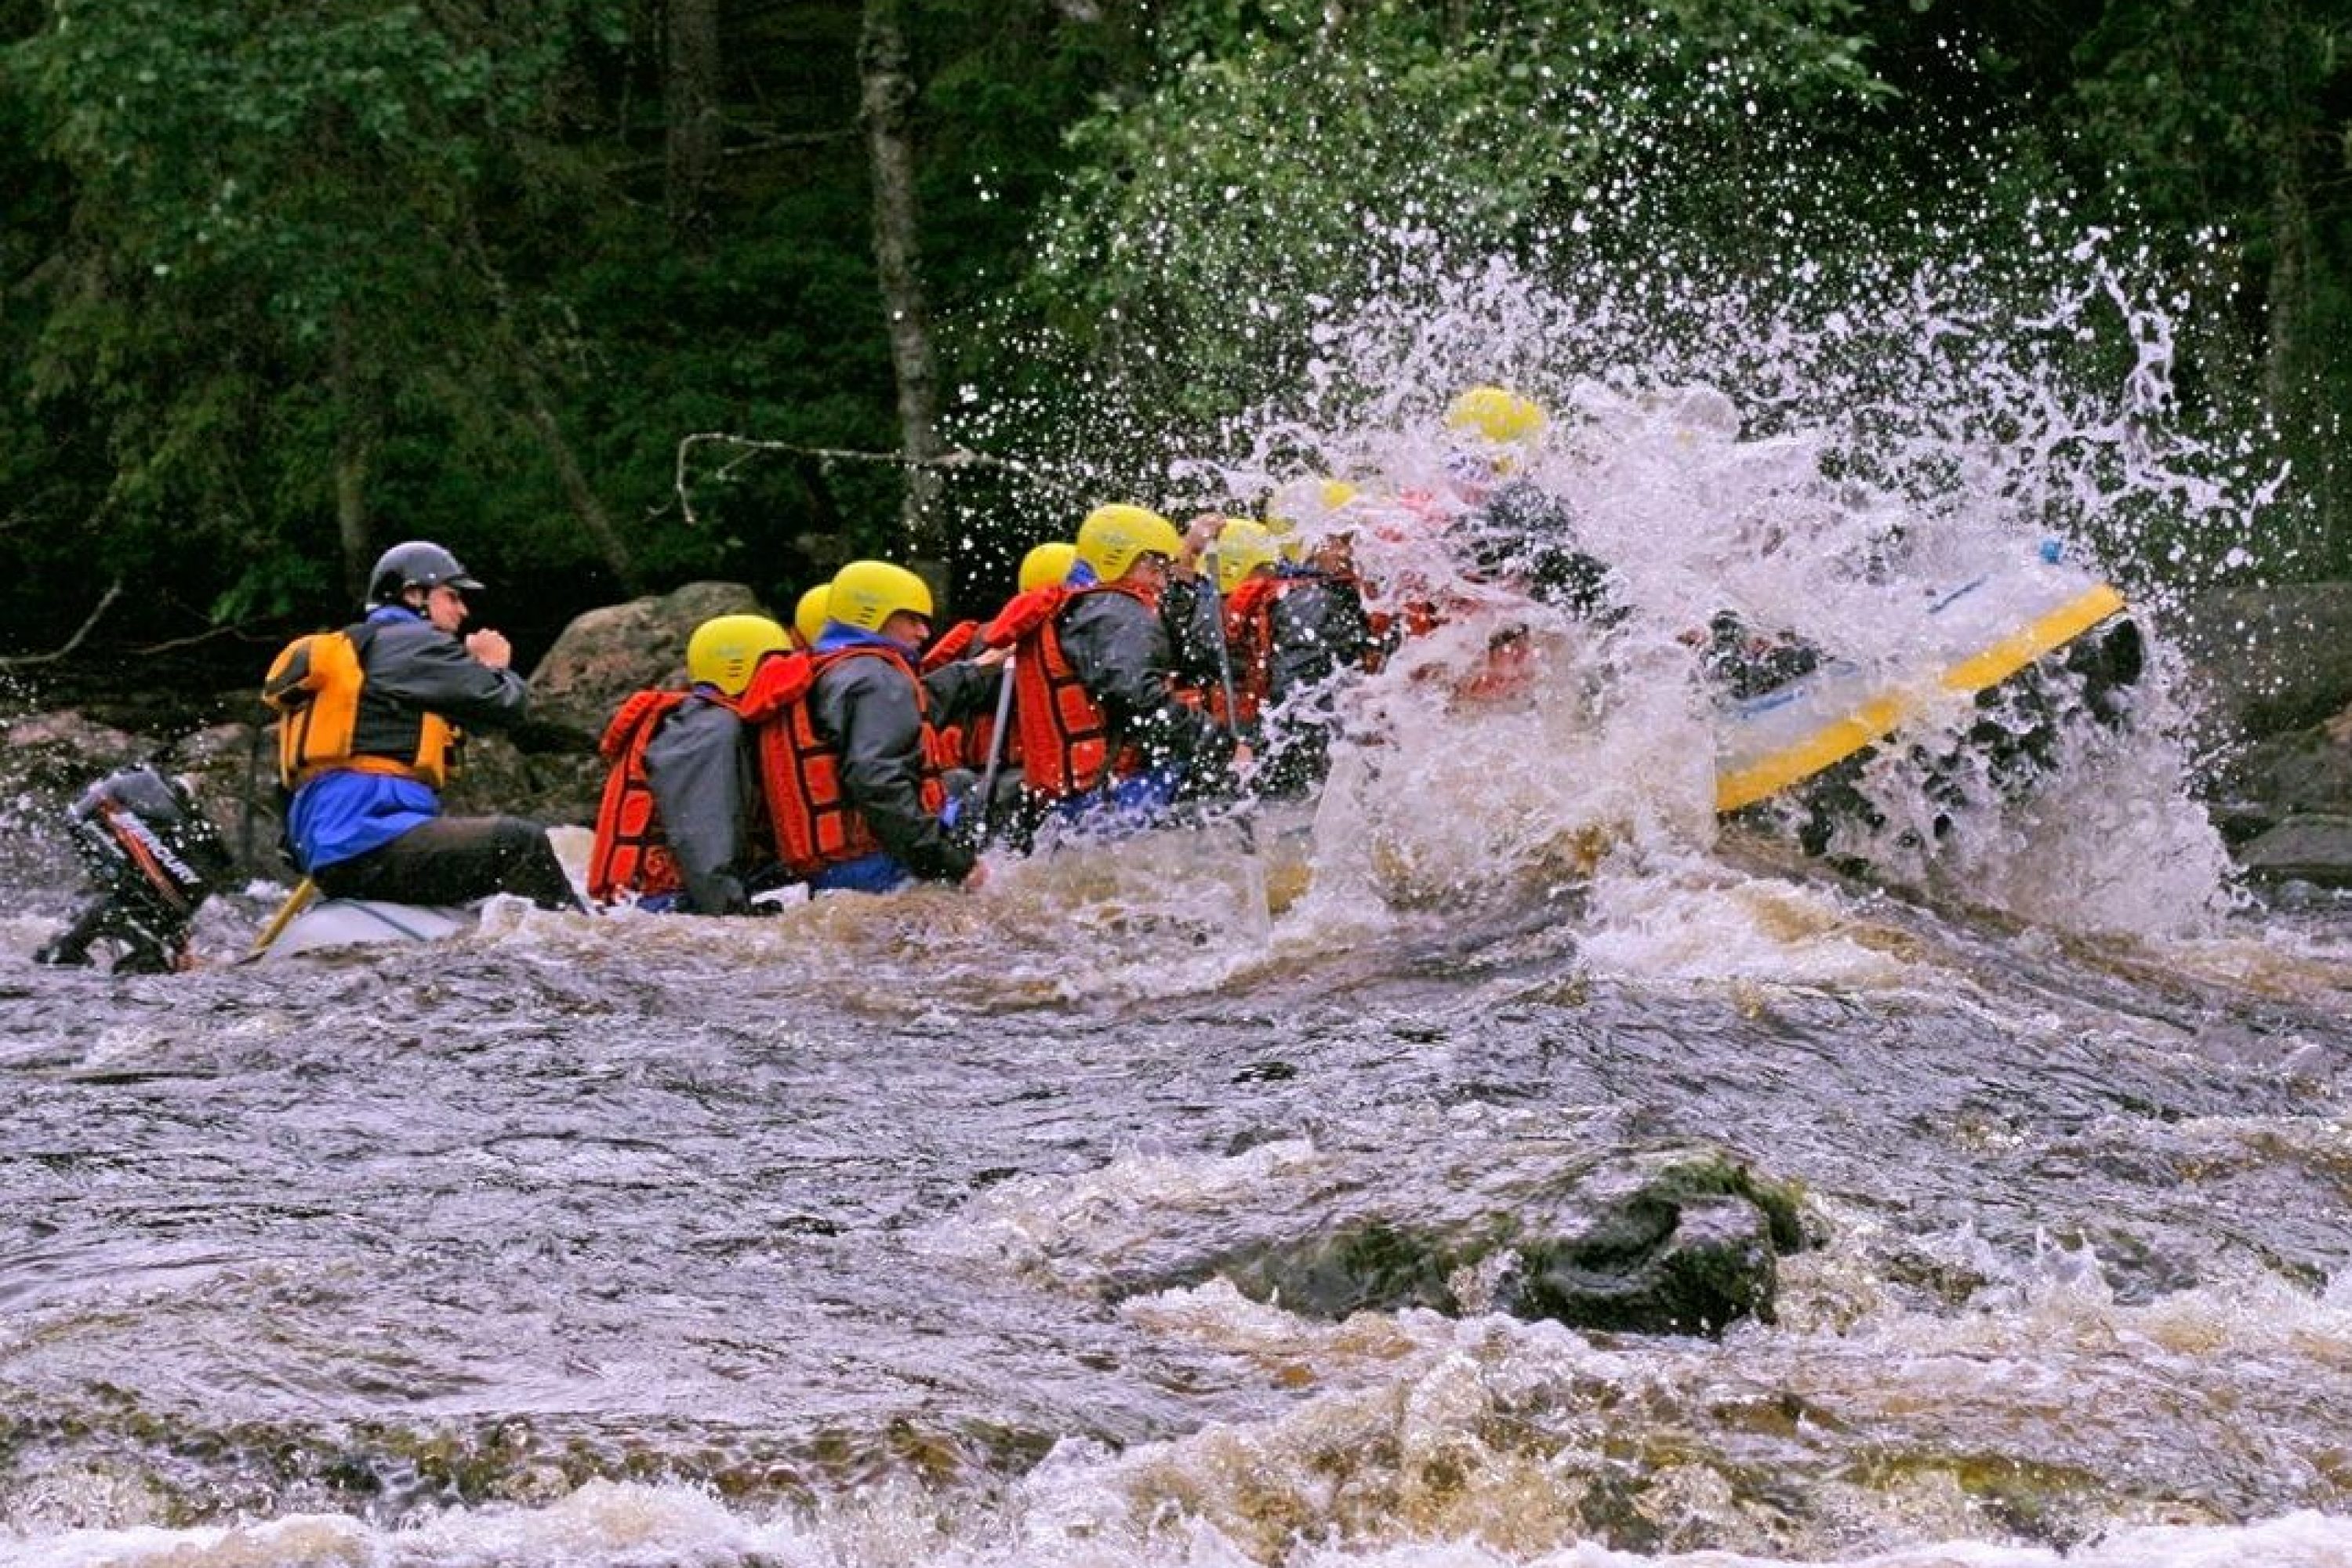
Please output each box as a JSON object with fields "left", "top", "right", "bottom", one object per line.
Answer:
{"left": 982, "top": 582, "right": 1159, "bottom": 800}
{"left": 261, "top": 624, "right": 456, "bottom": 790}
{"left": 746, "top": 646, "right": 949, "bottom": 877}
{"left": 586, "top": 689, "right": 691, "bottom": 905}
{"left": 917, "top": 619, "right": 1015, "bottom": 771}
{"left": 1213, "top": 575, "right": 1287, "bottom": 725}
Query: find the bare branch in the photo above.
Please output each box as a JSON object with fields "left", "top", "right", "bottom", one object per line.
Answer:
{"left": 0, "top": 580, "right": 124, "bottom": 669}
{"left": 130, "top": 620, "right": 271, "bottom": 657}
{"left": 607, "top": 129, "right": 857, "bottom": 180}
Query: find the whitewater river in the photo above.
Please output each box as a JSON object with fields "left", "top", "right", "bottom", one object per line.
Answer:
{"left": 2, "top": 786, "right": 2348, "bottom": 1568}
{"left": 5, "top": 350, "right": 2349, "bottom": 1564}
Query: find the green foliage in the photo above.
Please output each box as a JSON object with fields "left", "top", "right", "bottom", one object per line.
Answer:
{"left": 0, "top": 0, "right": 2345, "bottom": 665}
{"left": 1016, "top": 0, "right": 1901, "bottom": 435}
{"left": 4, "top": 0, "right": 630, "bottom": 637}
{"left": 2055, "top": 0, "right": 2352, "bottom": 578}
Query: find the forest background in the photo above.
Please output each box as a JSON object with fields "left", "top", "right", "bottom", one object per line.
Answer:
{"left": 0, "top": 0, "right": 2345, "bottom": 684}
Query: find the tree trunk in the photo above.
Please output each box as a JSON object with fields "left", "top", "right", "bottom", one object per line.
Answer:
{"left": 2256, "top": 1, "right": 2342, "bottom": 558}
{"left": 519, "top": 372, "right": 641, "bottom": 597}
{"left": 860, "top": 0, "right": 944, "bottom": 550}
{"left": 329, "top": 313, "right": 373, "bottom": 604}
{"left": 463, "top": 223, "right": 642, "bottom": 595}
{"left": 665, "top": 0, "right": 723, "bottom": 257}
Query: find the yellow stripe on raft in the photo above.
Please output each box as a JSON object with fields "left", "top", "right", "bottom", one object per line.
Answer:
{"left": 1713, "top": 582, "right": 2128, "bottom": 814}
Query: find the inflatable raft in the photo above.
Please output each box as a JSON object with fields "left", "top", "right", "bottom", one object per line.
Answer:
{"left": 249, "top": 550, "right": 2137, "bottom": 953}
{"left": 1711, "top": 551, "right": 2135, "bottom": 814}
{"left": 262, "top": 896, "right": 474, "bottom": 958}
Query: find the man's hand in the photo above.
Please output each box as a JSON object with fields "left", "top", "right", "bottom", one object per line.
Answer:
{"left": 1177, "top": 513, "right": 1227, "bottom": 579}
{"left": 465, "top": 628, "right": 513, "bottom": 670}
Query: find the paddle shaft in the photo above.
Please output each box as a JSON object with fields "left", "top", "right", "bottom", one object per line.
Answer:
{"left": 1197, "top": 551, "right": 1259, "bottom": 854}
{"left": 974, "top": 654, "right": 1017, "bottom": 844}
{"left": 246, "top": 877, "right": 318, "bottom": 960}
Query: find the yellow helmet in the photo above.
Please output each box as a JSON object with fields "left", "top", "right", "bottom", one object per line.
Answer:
{"left": 1018, "top": 540, "right": 1078, "bottom": 593}
{"left": 686, "top": 614, "right": 791, "bottom": 697}
{"left": 827, "top": 559, "right": 933, "bottom": 633}
{"left": 1209, "top": 519, "right": 1279, "bottom": 593}
{"left": 1075, "top": 503, "right": 1183, "bottom": 583}
{"left": 1265, "top": 476, "right": 1361, "bottom": 561}
{"left": 1261, "top": 514, "right": 1304, "bottom": 564}
{"left": 1446, "top": 385, "right": 1548, "bottom": 446}
{"left": 793, "top": 584, "right": 831, "bottom": 648}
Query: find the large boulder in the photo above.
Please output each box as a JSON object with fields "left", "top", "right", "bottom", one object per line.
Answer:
{"left": 2234, "top": 812, "right": 2352, "bottom": 889}
{"left": 2167, "top": 583, "right": 2352, "bottom": 742}
{"left": 2207, "top": 706, "right": 2352, "bottom": 825}
{"left": 503, "top": 581, "right": 771, "bottom": 827}
{"left": 524, "top": 580, "right": 768, "bottom": 741}
{"left": 0, "top": 709, "right": 150, "bottom": 792}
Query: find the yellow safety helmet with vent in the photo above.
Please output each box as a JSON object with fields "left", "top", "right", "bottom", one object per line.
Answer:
{"left": 1075, "top": 504, "right": 1183, "bottom": 583}
{"left": 1445, "top": 385, "right": 1548, "bottom": 447}
{"left": 1209, "top": 519, "right": 1279, "bottom": 593}
{"left": 828, "top": 560, "right": 933, "bottom": 633}
{"left": 686, "top": 614, "right": 791, "bottom": 697}
{"left": 793, "top": 584, "right": 831, "bottom": 648}
{"left": 1018, "top": 540, "right": 1078, "bottom": 593}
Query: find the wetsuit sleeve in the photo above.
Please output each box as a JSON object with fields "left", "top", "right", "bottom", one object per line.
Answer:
{"left": 1158, "top": 578, "right": 1223, "bottom": 682}
{"left": 1061, "top": 594, "right": 1236, "bottom": 787}
{"left": 643, "top": 702, "right": 757, "bottom": 914}
{"left": 362, "top": 621, "right": 532, "bottom": 729}
{"left": 814, "top": 659, "right": 975, "bottom": 884}
{"left": 920, "top": 656, "right": 1005, "bottom": 728}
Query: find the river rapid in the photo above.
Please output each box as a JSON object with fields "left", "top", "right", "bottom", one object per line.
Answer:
{"left": 7, "top": 240, "right": 2352, "bottom": 1561}
{"left": 3, "top": 706, "right": 2350, "bottom": 1568}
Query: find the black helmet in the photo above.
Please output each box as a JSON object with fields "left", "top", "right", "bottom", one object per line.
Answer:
{"left": 368, "top": 540, "right": 484, "bottom": 604}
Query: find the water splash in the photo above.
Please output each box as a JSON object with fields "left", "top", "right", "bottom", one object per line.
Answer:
{"left": 956, "top": 180, "right": 2280, "bottom": 943}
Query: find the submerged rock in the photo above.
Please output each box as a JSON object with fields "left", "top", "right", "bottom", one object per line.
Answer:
{"left": 1185, "top": 1146, "right": 1807, "bottom": 1338}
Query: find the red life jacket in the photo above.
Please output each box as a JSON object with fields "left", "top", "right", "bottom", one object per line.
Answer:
{"left": 918, "top": 618, "right": 1013, "bottom": 771}
{"left": 1216, "top": 575, "right": 1287, "bottom": 724}
{"left": 920, "top": 619, "right": 982, "bottom": 674}
{"left": 746, "top": 645, "right": 949, "bottom": 877}
{"left": 1450, "top": 626, "right": 1542, "bottom": 707}
{"left": 983, "top": 582, "right": 1158, "bottom": 800}
{"left": 586, "top": 689, "right": 691, "bottom": 905}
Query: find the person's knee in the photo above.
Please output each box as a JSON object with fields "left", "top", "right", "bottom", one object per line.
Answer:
{"left": 486, "top": 816, "right": 535, "bottom": 849}
{"left": 485, "top": 816, "right": 581, "bottom": 910}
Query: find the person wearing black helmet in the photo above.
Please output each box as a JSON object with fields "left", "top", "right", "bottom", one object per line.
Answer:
{"left": 260, "top": 539, "right": 583, "bottom": 912}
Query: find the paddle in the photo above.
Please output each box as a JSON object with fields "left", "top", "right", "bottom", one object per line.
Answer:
{"left": 245, "top": 877, "right": 317, "bottom": 960}
{"left": 974, "top": 652, "right": 1017, "bottom": 847}
{"left": 1197, "top": 547, "right": 1272, "bottom": 936}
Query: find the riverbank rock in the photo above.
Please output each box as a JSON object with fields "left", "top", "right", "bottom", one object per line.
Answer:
{"left": 525, "top": 580, "right": 768, "bottom": 740}
{"left": 2169, "top": 583, "right": 2352, "bottom": 743}
{"left": 2232, "top": 813, "right": 2352, "bottom": 889}
{"left": 2196, "top": 695, "right": 2352, "bottom": 846}
{"left": 1178, "top": 1146, "right": 1807, "bottom": 1338}
{"left": 463, "top": 579, "right": 770, "bottom": 827}
{"left": 1, "top": 710, "right": 150, "bottom": 790}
